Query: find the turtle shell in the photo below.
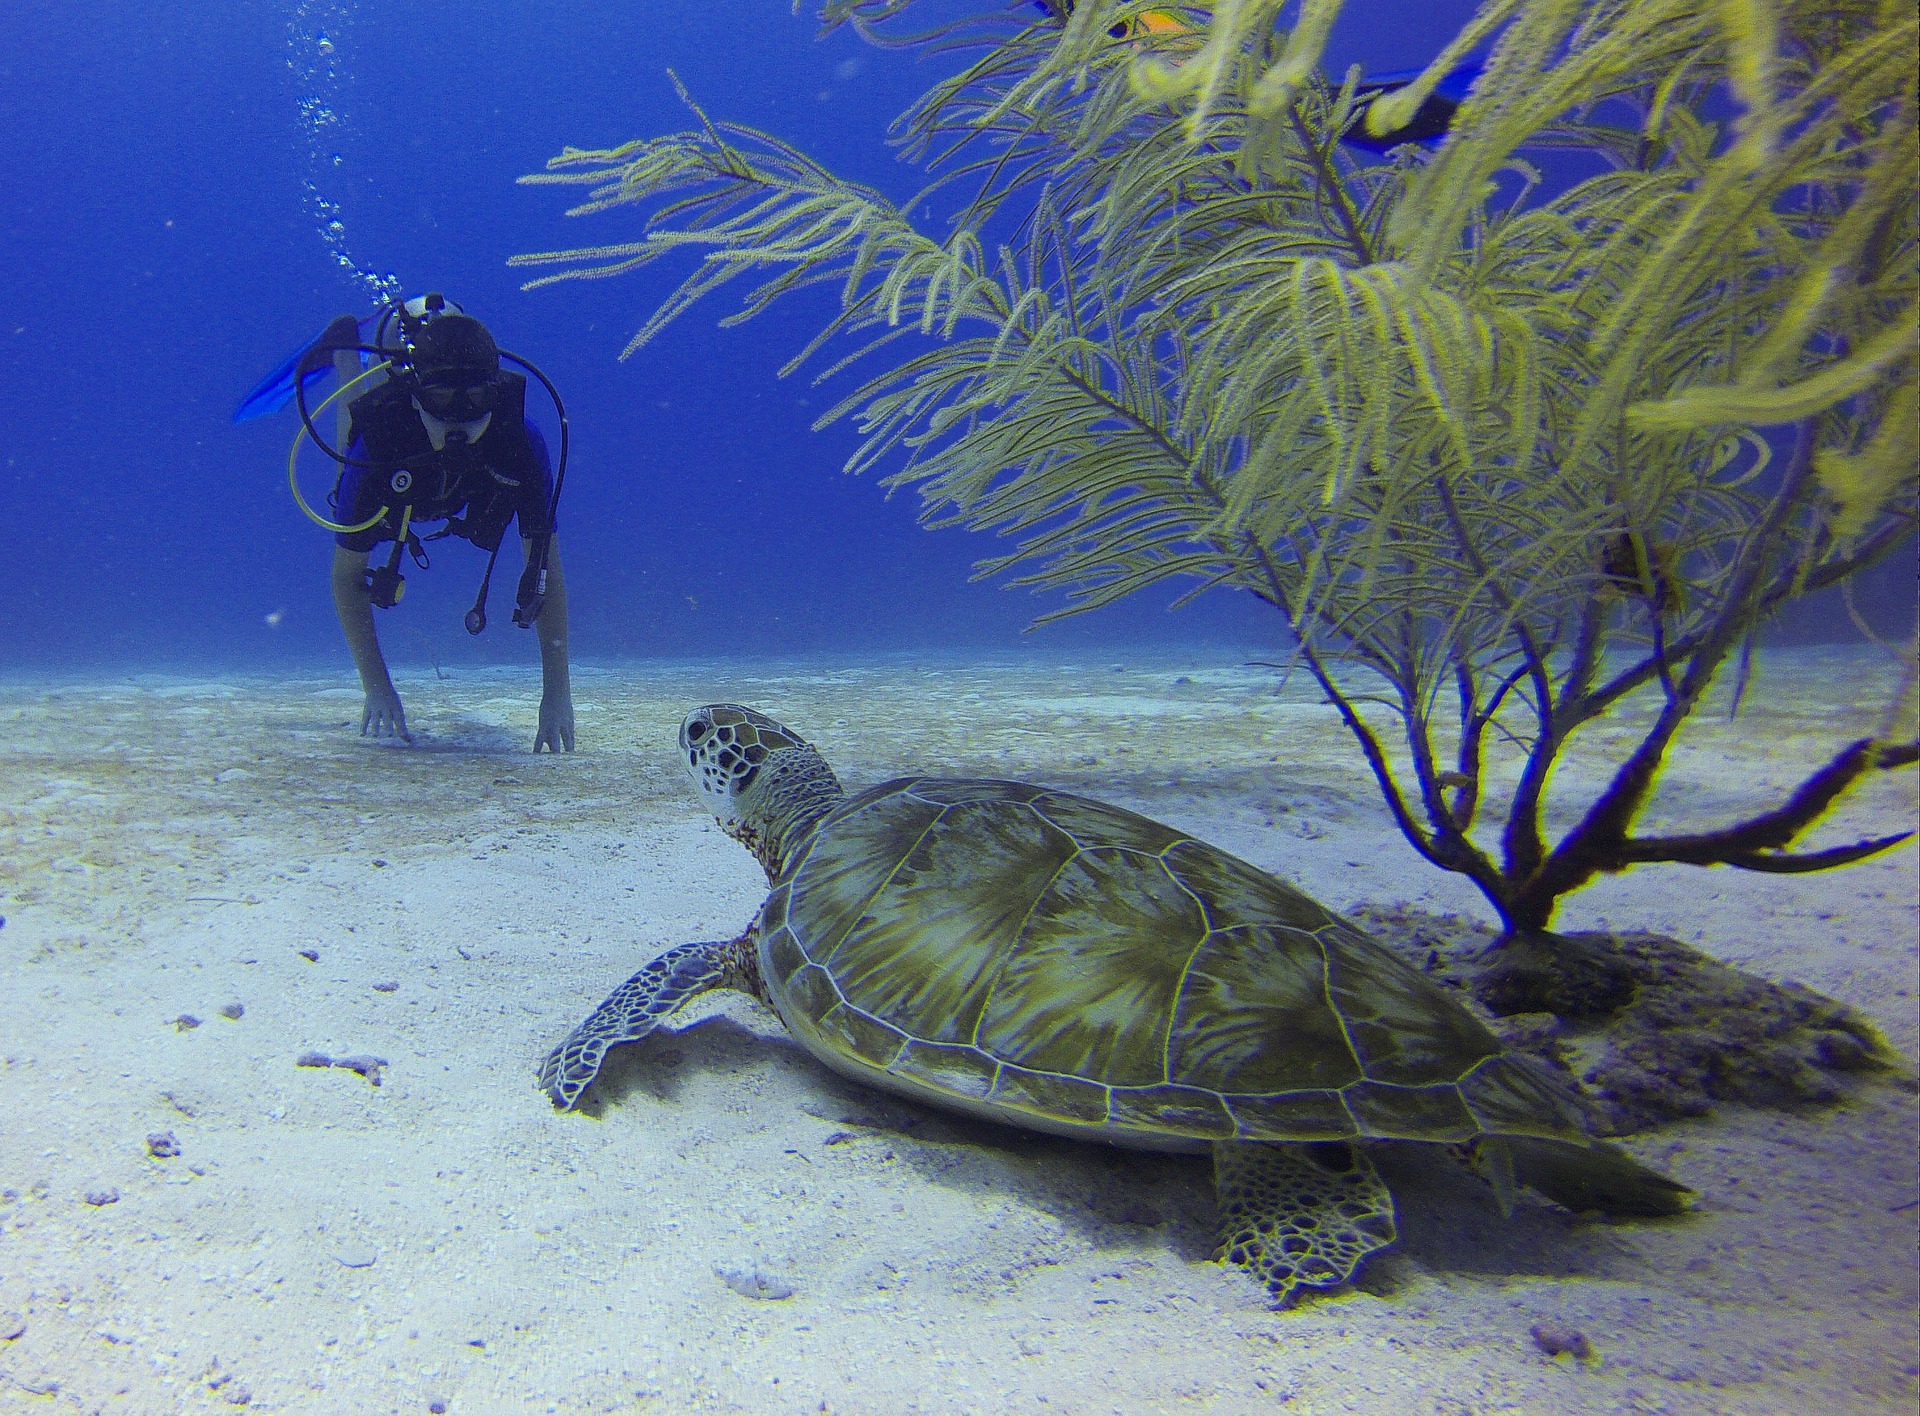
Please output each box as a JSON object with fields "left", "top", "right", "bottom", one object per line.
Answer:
{"left": 756, "top": 778, "right": 1591, "bottom": 1152}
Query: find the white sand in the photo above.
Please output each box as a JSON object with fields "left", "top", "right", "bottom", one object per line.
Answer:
{"left": 1, "top": 647, "right": 1914, "bottom": 1414}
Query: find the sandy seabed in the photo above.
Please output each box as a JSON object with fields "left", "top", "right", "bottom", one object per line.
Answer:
{"left": 1, "top": 646, "right": 1914, "bottom": 1415}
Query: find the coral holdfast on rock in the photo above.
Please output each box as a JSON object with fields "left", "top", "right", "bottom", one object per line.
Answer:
{"left": 1354, "top": 907, "right": 1898, "bottom": 1135}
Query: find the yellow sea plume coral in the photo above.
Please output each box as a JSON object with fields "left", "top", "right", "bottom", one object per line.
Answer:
{"left": 519, "top": 0, "right": 1917, "bottom": 934}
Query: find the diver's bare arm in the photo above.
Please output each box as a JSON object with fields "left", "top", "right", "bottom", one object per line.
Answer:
{"left": 527, "top": 536, "right": 574, "bottom": 752}
{"left": 529, "top": 537, "right": 570, "bottom": 683}
{"left": 331, "top": 547, "right": 409, "bottom": 740}
{"left": 331, "top": 548, "right": 389, "bottom": 688}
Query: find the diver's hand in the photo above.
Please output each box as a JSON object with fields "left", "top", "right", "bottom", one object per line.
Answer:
{"left": 534, "top": 691, "right": 574, "bottom": 754}
{"left": 361, "top": 686, "right": 412, "bottom": 743}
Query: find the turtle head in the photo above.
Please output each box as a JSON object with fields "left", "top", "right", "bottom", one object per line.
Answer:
{"left": 680, "top": 705, "right": 844, "bottom": 880}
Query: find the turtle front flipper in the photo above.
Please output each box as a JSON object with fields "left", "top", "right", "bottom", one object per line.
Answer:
{"left": 540, "top": 938, "right": 742, "bottom": 1110}
{"left": 1212, "top": 1141, "right": 1399, "bottom": 1307}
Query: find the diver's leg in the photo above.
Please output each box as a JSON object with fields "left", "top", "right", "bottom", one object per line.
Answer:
{"left": 331, "top": 546, "right": 409, "bottom": 741}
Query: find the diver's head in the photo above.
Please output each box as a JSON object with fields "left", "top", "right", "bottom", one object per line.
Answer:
{"left": 408, "top": 312, "right": 501, "bottom": 423}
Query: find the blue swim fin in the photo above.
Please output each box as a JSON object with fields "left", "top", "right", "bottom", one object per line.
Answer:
{"left": 232, "top": 314, "right": 368, "bottom": 424}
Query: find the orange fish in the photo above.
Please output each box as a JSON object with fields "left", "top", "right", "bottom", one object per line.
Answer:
{"left": 1034, "top": 1, "right": 1189, "bottom": 42}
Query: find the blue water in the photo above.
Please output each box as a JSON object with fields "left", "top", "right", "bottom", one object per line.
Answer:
{"left": 0, "top": 0, "right": 1490, "bottom": 672}
{"left": 2, "top": 1, "right": 1906, "bottom": 676}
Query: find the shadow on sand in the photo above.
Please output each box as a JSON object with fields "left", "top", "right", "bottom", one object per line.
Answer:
{"left": 568, "top": 1011, "right": 1668, "bottom": 1306}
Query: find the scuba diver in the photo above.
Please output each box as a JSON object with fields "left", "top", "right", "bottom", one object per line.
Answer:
{"left": 237, "top": 293, "right": 574, "bottom": 751}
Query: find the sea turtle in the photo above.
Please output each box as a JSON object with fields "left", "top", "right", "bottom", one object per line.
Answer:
{"left": 541, "top": 705, "right": 1688, "bottom": 1304}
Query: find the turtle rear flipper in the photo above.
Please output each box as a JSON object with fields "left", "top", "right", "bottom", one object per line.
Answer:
{"left": 539, "top": 937, "right": 744, "bottom": 1110}
{"left": 1212, "top": 1141, "right": 1398, "bottom": 1307}
{"left": 1507, "top": 1135, "right": 1693, "bottom": 1217}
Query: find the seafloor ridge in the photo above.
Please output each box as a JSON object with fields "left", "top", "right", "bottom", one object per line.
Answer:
{"left": 0, "top": 644, "right": 1914, "bottom": 1413}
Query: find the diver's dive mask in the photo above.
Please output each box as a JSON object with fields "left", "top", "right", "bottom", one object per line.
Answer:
{"left": 413, "top": 375, "right": 498, "bottom": 423}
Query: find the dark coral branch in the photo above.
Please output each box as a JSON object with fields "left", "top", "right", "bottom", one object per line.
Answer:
{"left": 1612, "top": 735, "right": 1919, "bottom": 866}
{"left": 1426, "top": 472, "right": 1560, "bottom": 886}
{"left": 1285, "top": 103, "right": 1374, "bottom": 267}
{"left": 1499, "top": 430, "right": 1835, "bottom": 929}
{"left": 1627, "top": 832, "right": 1913, "bottom": 872}
{"left": 1513, "top": 733, "right": 1918, "bottom": 924}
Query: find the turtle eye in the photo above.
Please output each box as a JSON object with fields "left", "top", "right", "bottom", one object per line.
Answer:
{"left": 687, "top": 721, "right": 709, "bottom": 743}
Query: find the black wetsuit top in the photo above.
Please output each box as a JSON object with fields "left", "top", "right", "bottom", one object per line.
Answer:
{"left": 330, "top": 372, "right": 555, "bottom": 554}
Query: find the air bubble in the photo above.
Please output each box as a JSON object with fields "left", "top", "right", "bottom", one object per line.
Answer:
{"left": 288, "top": 2, "right": 400, "bottom": 303}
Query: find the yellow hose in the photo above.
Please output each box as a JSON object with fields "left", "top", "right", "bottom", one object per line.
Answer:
{"left": 287, "top": 360, "right": 394, "bottom": 533}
